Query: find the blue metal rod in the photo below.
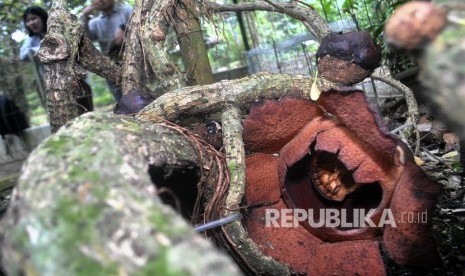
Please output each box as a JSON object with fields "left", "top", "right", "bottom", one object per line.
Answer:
{"left": 194, "top": 213, "right": 243, "bottom": 232}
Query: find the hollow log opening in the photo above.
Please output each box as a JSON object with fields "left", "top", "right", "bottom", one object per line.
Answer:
{"left": 148, "top": 164, "right": 200, "bottom": 219}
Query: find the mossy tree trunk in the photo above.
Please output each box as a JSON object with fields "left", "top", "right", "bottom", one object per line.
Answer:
{"left": 121, "top": 0, "right": 185, "bottom": 93}
{"left": 38, "top": 0, "right": 121, "bottom": 132}
{"left": 1, "top": 73, "right": 333, "bottom": 274}
{"left": 38, "top": 0, "right": 86, "bottom": 132}
{"left": 175, "top": 0, "right": 214, "bottom": 85}
{"left": 1, "top": 112, "right": 241, "bottom": 275}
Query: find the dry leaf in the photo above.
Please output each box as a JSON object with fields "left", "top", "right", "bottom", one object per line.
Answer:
{"left": 310, "top": 71, "right": 321, "bottom": 101}
{"left": 441, "top": 151, "right": 458, "bottom": 159}
{"left": 443, "top": 132, "right": 460, "bottom": 152}
{"left": 417, "top": 115, "right": 432, "bottom": 133}
{"left": 414, "top": 156, "right": 425, "bottom": 166}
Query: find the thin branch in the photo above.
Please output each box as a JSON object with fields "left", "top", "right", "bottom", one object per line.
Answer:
{"left": 78, "top": 35, "right": 122, "bottom": 85}
{"left": 391, "top": 122, "right": 413, "bottom": 135}
{"left": 372, "top": 71, "right": 421, "bottom": 155}
{"left": 138, "top": 72, "right": 334, "bottom": 122}
{"left": 206, "top": 0, "right": 330, "bottom": 42}
{"left": 219, "top": 105, "right": 290, "bottom": 275}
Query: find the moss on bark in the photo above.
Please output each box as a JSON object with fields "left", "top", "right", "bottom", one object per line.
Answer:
{"left": 1, "top": 112, "right": 240, "bottom": 276}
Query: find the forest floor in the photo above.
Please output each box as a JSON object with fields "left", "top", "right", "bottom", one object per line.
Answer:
{"left": 377, "top": 95, "right": 465, "bottom": 275}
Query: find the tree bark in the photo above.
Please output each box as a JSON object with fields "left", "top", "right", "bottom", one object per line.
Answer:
{"left": 38, "top": 0, "right": 88, "bottom": 132}
{"left": 1, "top": 112, "right": 241, "bottom": 275}
{"left": 1, "top": 73, "right": 335, "bottom": 274}
{"left": 220, "top": 106, "right": 290, "bottom": 274}
{"left": 139, "top": 72, "right": 333, "bottom": 122}
{"left": 78, "top": 35, "right": 121, "bottom": 85}
{"left": 38, "top": 0, "right": 122, "bottom": 131}
{"left": 122, "top": 0, "right": 185, "bottom": 94}
{"left": 38, "top": 0, "right": 333, "bottom": 131}
{"left": 175, "top": 0, "right": 215, "bottom": 85}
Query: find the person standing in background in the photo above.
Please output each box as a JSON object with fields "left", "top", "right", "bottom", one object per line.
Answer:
{"left": 19, "top": 6, "right": 48, "bottom": 62}
{"left": 19, "top": 6, "right": 48, "bottom": 108}
{"left": 20, "top": 6, "right": 94, "bottom": 112}
{"left": 82, "top": 0, "right": 132, "bottom": 102}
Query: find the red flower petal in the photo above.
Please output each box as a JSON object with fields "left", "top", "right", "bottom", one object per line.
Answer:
{"left": 245, "top": 200, "right": 322, "bottom": 274}
{"left": 243, "top": 97, "right": 323, "bottom": 153}
{"left": 242, "top": 90, "right": 440, "bottom": 271}
{"left": 278, "top": 117, "right": 337, "bottom": 172}
{"left": 383, "top": 157, "right": 441, "bottom": 266}
{"left": 245, "top": 153, "right": 281, "bottom": 204}
{"left": 317, "top": 90, "right": 398, "bottom": 170}
{"left": 308, "top": 241, "right": 386, "bottom": 275}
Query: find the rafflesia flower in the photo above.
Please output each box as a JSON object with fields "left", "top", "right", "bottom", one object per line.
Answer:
{"left": 242, "top": 89, "right": 440, "bottom": 275}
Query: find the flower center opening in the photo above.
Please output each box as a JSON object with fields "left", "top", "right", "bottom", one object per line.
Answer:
{"left": 311, "top": 151, "right": 361, "bottom": 202}
{"left": 284, "top": 147, "right": 383, "bottom": 230}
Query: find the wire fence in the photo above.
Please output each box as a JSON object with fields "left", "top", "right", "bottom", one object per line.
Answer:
{"left": 244, "top": 18, "right": 403, "bottom": 101}
{"left": 245, "top": 19, "right": 357, "bottom": 76}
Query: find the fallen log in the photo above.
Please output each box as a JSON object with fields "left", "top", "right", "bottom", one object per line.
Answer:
{"left": 1, "top": 72, "right": 439, "bottom": 275}
{"left": 0, "top": 112, "right": 240, "bottom": 275}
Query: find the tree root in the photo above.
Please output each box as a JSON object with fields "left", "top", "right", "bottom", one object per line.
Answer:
{"left": 371, "top": 71, "right": 421, "bottom": 155}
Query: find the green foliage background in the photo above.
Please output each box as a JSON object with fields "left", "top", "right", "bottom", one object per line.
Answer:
{"left": 0, "top": 0, "right": 409, "bottom": 126}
